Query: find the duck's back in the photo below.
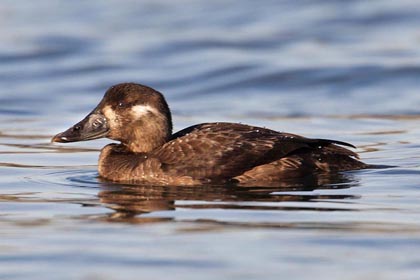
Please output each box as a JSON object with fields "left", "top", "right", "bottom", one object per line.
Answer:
{"left": 150, "top": 122, "right": 366, "bottom": 184}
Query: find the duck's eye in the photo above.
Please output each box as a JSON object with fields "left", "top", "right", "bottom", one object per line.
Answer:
{"left": 118, "top": 102, "right": 125, "bottom": 108}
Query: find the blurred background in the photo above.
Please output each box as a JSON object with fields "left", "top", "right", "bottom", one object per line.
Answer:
{"left": 2, "top": 1, "right": 420, "bottom": 279}
{"left": 2, "top": 0, "right": 420, "bottom": 125}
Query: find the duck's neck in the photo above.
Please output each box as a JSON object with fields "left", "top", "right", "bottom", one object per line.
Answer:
{"left": 124, "top": 118, "right": 172, "bottom": 153}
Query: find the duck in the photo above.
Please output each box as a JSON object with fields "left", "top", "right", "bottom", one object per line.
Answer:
{"left": 52, "top": 83, "right": 367, "bottom": 186}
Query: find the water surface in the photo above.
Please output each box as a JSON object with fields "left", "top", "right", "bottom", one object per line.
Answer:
{"left": 1, "top": 1, "right": 420, "bottom": 279}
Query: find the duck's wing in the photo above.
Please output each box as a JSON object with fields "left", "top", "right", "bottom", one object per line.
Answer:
{"left": 151, "top": 122, "right": 358, "bottom": 181}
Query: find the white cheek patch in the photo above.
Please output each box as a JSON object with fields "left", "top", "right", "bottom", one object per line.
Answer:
{"left": 131, "top": 104, "right": 159, "bottom": 119}
{"left": 103, "top": 105, "right": 117, "bottom": 124}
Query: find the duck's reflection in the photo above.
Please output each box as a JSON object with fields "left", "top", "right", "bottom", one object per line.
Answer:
{"left": 97, "top": 172, "right": 360, "bottom": 223}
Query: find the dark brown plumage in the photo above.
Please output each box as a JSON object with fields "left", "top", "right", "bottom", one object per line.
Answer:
{"left": 52, "top": 83, "right": 367, "bottom": 186}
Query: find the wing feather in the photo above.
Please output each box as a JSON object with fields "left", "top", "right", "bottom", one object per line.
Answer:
{"left": 151, "top": 123, "right": 356, "bottom": 180}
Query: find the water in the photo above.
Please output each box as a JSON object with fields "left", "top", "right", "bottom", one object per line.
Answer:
{"left": 1, "top": 0, "right": 420, "bottom": 279}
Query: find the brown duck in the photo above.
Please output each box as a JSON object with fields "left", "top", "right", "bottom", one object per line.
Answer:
{"left": 52, "top": 83, "right": 367, "bottom": 186}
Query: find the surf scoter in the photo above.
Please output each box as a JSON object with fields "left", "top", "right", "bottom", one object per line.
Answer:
{"left": 52, "top": 83, "right": 367, "bottom": 186}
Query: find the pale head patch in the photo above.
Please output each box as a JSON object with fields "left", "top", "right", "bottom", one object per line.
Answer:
{"left": 131, "top": 104, "right": 159, "bottom": 119}
{"left": 102, "top": 105, "right": 118, "bottom": 125}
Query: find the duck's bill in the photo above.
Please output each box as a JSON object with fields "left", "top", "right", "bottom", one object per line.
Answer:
{"left": 51, "top": 112, "right": 109, "bottom": 143}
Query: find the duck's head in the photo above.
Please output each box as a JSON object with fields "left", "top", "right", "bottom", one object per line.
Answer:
{"left": 52, "top": 83, "right": 173, "bottom": 153}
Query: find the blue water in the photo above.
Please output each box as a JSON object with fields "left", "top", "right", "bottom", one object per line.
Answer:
{"left": 2, "top": 0, "right": 420, "bottom": 279}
